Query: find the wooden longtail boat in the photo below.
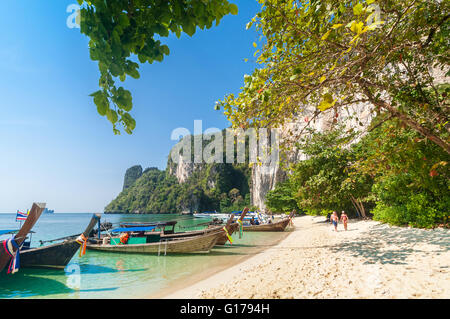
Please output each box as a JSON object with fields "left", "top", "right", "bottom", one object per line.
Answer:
{"left": 117, "top": 208, "right": 249, "bottom": 246}
{"left": 19, "top": 214, "right": 101, "bottom": 269}
{"left": 215, "top": 207, "right": 249, "bottom": 245}
{"left": 86, "top": 229, "right": 223, "bottom": 254}
{"left": 0, "top": 202, "right": 46, "bottom": 273}
{"left": 243, "top": 211, "right": 295, "bottom": 232}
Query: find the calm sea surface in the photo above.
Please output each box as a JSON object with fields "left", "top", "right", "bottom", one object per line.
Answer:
{"left": 0, "top": 213, "right": 287, "bottom": 299}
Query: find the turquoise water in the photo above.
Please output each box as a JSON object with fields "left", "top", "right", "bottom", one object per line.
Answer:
{"left": 0, "top": 213, "right": 287, "bottom": 299}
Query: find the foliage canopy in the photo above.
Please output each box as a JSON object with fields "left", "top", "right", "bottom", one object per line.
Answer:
{"left": 78, "top": 0, "right": 238, "bottom": 134}
{"left": 217, "top": 0, "right": 449, "bottom": 153}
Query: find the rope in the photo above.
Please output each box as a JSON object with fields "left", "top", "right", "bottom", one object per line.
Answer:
{"left": 2, "top": 238, "right": 21, "bottom": 274}
{"left": 75, "top": 234, "right": 87, "bottom": 257}
{"left": 223, "top": 227, "right": 233, "bottom": 245}
{"left": 237, "top": 219, "right": 243, "bottom": 239}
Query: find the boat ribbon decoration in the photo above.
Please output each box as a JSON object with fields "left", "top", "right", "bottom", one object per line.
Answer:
{"left": 76, "top": 234, "right": 88, "bottom": 257}
{"left": 237, "top": 219, "right": 243, "bottom": 239}
{"left": 2, "top": 238, "right": 21, "bottom": 274}
{"left": 222, "top": 226, "right": 233, "bottom": 245}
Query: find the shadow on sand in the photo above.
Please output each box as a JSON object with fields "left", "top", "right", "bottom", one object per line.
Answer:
{"left": 330, "top": 223, "right": 449, "bottom": 265}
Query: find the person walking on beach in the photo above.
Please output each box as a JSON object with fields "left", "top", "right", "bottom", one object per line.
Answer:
{"left": 331, "top": 211, "right": 339, "bottom": 232}
{"left": 340, "top": 211, "right": 348, "bottom": 231}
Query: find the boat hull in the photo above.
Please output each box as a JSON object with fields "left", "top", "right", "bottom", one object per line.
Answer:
{"left": 243, "top": 218, "right": 292, "bottom": 232}
{"left": 20, "top": 241, "right": 81, "bottom": 269}
{"left": 18, "top": 213, "right": 100, "bottom": 270}
{"left": 164, "top": 227, "right": 232, "bottom": 246}
{"left": 215, "top": 223, "right": 240, "bottom": 245}
{"left": 86, "top": 231, "right": 222, "bottom": 254}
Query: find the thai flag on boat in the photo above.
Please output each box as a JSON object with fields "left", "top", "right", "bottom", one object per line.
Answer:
{"left": 15, "top": 210, "right": 28, "bottom": 221}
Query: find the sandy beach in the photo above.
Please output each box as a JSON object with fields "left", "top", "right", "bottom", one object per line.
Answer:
{"left": 163, "top": 215, "right": 450, "bottom": 299}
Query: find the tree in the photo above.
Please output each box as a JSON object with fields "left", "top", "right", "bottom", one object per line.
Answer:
{"left": 217, "top": 0, "right": 449, "bottom": 153}
{"left": 267, "top": 118, "right": 449, "bottom": 227}
{"left": 285, "top": 127, "right": 372, "bottom": 217}
{"left": 77, "top": 0, "right": 239, "bottom": 134}
{"left": 352, "top": 118, "right": 449, "bottom": 228}
{"left": 265, "top": 179, "right": 299, "bottom": 213}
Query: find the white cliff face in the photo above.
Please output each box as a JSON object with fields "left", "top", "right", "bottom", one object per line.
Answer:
{"left": 171, "top": 155, "right": 201, "bottom": 184}
{"left": 250, "top": 101, "right": 374, "bottom": 212}
{"left": 250, "top": 162, "right": 285, "bottom": 210}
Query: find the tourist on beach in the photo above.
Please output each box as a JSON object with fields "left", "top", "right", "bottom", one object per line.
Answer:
{"left": 331, "top": 211, "right": 339, "bottom": 231}
{"left": 340, "top": 211, "right": 348, "bottom": 231}
{"left": 326, "top": 212, "right": 331, "bottom": 223}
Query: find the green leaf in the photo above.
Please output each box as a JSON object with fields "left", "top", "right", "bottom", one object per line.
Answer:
{"left": 106, "top": 109, "right": 118, "bottom": 124}
{"left": 350, "top": 21, "right": 364, "bottom": 34}
{"left": 93, "top": 91, "right": 109, "bottom": 116}
{"left": 318, "top": 93, "right": 335, "bottom": 111}
{"left": 122, "top": 112, "right": 136, "bottom": 132}
{"left": 116, "top": 88, "right": 133, "bottom": 111}
{"left": 229, "top": 4, "right": 238, "bottom": 15}
{"left": 127, "top": 68, "right": 140, "bottom": 79}
{"left": 353, "top": 3, "right": 364, "bottom": 16}
{"left": 321, "top": 29, "right": 332, "bottom": 40}
{"left": 183, "top": 23, "right": 196, "bottom": 36}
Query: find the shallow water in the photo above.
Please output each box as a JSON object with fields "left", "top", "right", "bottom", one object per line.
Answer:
{"left": 0, "top": 213, "right": 287, "bottom": 298}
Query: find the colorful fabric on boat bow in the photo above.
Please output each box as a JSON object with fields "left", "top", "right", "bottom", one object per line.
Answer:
{"left": 237, "top": 219, "right": 244, "bottom": 239}
{"left": 222, "top": 226, "right": 233, "bottom": 245}
{"left": 2, "top": 238, "right": 21, "bottom": 274}
{"left": 76, "top": 234, "right": 87, "bottom": 257}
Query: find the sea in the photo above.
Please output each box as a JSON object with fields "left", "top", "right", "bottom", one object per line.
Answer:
{"left": 0, "top": 213, "right": 288, "bottom": 299}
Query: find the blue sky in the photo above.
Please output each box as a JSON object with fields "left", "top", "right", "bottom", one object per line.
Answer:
{"left": 0, "top": 1, "right": 261, "bottom": 213}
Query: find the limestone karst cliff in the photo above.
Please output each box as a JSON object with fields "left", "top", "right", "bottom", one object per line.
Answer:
{"left": 105, "top": 134, "right": 251, "bottom": 214}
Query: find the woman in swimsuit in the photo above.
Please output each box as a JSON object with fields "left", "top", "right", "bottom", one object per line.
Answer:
{"left": 340, "top": 211, "right": 348, "bottom": 231}
{"left": 331, "top": 211, "right": 339, "bottom": 232}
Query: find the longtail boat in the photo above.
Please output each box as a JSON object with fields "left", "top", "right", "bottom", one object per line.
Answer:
{"left": 215, "top": 207, "right": 249, "bottom": 245}
{"left": 86, "top": 226, "right": 223, "bottom": 254}
{"left": 117, "top": 208, "right": 249, "bottom": 245}
{"left": 243, "top": 210, "right": 295, "bottom": 232}
{"left": 19, "top": 214, "right": 101, "bottom": 269}
{"left": 0, "top": 202, "right": 46, "bottom": 274}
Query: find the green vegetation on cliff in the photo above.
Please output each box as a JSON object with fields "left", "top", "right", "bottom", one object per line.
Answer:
{"left": 106, "top": 129, "right": 256, "bottom": 214}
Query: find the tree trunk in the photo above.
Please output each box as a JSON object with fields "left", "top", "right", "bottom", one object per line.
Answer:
{"left": 350, "top": 195, "right": 367, "bottom": 219}
{"left": 350, "top": 196, "right": 362, "bottom": 218}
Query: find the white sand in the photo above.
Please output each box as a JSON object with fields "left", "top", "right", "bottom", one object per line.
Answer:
{"left": 163, "top": 215, "right": 450, "bottom": 299}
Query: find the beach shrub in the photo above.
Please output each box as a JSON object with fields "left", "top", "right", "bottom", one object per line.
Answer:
{"left": 264, "top": 118, "right": 449, "bottom": 228}
{"left": 265, "top": 180, "right": 299, "bottom": 213}
{"left": 358, "top": 119, "right": 450, "bottom": 228}
{"left": 265, "top": 127, "right": 373, "bottom": 217}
